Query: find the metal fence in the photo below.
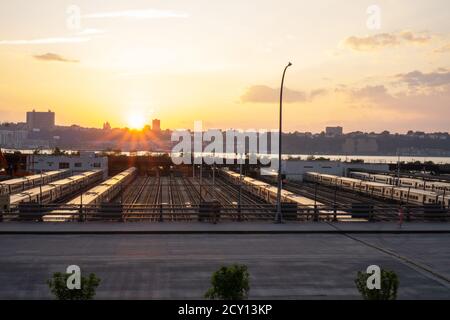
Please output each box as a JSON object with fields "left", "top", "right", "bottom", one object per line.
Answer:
{"left": 1, "top": 203, "right": 449, "bottom": 223}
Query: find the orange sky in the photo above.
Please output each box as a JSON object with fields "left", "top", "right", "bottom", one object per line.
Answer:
{"left": 0, "top": 0, "right": 449, "bottom": 133}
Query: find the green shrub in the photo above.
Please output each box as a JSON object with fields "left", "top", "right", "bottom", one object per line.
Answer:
{"left": 205, "top": 264, "right": 250, "bottom": 300}
{"left": 47, "top": 272, "right": 101, "bottom": 300}
{"left": 355, "top": 269, "right": 399, "bottom": 300}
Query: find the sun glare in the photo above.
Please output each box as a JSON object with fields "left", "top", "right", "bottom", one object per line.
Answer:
{"left": 127, "top": 113, "right": 146, "bottom": 130}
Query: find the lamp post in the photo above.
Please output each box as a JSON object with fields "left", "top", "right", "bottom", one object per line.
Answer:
{"left": 275, "top": 62, "right": 292, "bottom": 223}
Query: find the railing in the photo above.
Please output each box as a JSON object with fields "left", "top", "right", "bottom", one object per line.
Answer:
{"left": 0, "top": 203, "right": 449, "bottom": 223}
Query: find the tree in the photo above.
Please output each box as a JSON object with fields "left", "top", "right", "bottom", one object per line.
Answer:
{"left": 47, "top": 272, "right": 101, "bottom": 300}
{"left": 205, "top": 264, "right": 250, "bottom": 300}
{"left": 355, "top": 269, "right": 399, "bottom": 300}
{"left": 52, "top": 147, "right": 65, "bottom": 156}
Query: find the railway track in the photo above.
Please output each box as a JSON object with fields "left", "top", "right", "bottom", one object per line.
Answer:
{"left": 282, "top": 181, "right": 400, "bottom": 221}
{"left": 112, "top": 174, "right": 276, "bottom": 221}
{"left": 214, "top": 176, "right": 274, "bottom": 220}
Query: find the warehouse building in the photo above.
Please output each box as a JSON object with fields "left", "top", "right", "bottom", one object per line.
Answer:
{"left": 26, "top": 151, "right": 108, "bottom": 178}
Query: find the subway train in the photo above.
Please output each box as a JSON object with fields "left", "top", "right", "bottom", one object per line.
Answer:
{"left": 9, "top": 170, "right": 103, "bottom": 205}
{"left": 0, "top": 170, "right": 70, "bottom": 196}
{"left": 42, "top": 168, "right": 137, "bottom": 222}
{"left": 66, "top": 167, "right": 136, "bottom": 206}
{"left": 305, "top": 172, "right": 450, "bottom": 207}
{"left": 222, "top": 169, "right": 325, "bottom": 208}
{"left": 349, "top": 171, "right": 450, "bottom": 193}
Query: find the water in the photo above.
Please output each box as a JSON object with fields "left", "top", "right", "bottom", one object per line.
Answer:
{"left": 3, "top": 149, "right": 450, "bottom": 164}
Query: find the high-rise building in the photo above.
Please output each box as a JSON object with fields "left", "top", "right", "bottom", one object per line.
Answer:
{"left": 152, "top": 119, "right": 161, "bottom": 131}
{"left": 325, "top": 126, "right": 343, "bottom": 136}
{"left": 26, "top": 109, "right": 55, "bottom": 131}
{"left": 103, "top": 122, "right": 111, "bottom": 130}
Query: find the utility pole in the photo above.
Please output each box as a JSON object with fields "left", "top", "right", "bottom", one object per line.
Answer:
{"left": 275, "top": 62, "right": 292, "bottom": 223}
{"left": 212, "top": 165, "right": 216, "bottom": 200}
{"left": 39, "top": 170, "right": 43, "bottom": 205}
{"left": 238, "top": 159, "right": 243, "bottom": 219}
{"left": 199, "top": 163, "right": 203, "bottom": 203}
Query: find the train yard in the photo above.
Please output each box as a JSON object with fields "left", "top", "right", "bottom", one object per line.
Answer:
{"left": 116, "top": 173, "right": 273, "bottom": 221}
{"left": 0, "top": 166, "right": 449, "bottom": 223}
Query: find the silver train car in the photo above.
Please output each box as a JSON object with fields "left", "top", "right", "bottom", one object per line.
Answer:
{"left": 43, "top": 167, "right": 137, "bottom": 221}
{"left": 0, "top": 170, "right": 70, "bottom": 196}
{"left": 349, "top": 171, "right": 450, "bottom": 193}
{"left": 67, "top": 167, "right": 136, "bottom": 206}
{"left": 222, "top": 169, "right": 325, "bottom": 208}
{"left": 305, "top": 172, "right": 450, "bottom": 207}
{"left": 9, "top": 170, "right": 103, "bottom": 205}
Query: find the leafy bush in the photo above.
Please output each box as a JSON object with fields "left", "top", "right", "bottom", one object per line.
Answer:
{"left": 205, "top": 264, "right": 250, "bottom": 300}
{"left": 47, "top": 272, "right": 101, "bottom": 300}
{"left": 355, "top": 269, "right": 399, "bottom": 300}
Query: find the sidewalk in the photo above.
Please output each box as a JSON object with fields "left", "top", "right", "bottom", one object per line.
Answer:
{"left": 0, "top": 221, "right": 449, "bottom": 234}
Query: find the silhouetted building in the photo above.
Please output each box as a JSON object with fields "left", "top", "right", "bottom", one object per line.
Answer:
{"left": 26, "top": 109, "right": 55, "bottom": 131}
{"left": 152, "top": 119, "right": 161, "bottom": 132}
{"left": 103, "top": 122, "right": 111, "bottom": 130}
{"left": 326, "top": 126, "right": 343, "bottom": 136}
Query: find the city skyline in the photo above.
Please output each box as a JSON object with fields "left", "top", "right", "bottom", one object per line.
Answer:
{"left": 5, "top": 109, "right": 450, "bottom": 135}
{"left": 0, "top": 0, "right": 449, "bottom": 133}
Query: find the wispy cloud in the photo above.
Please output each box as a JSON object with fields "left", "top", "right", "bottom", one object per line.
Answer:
{"left": 33, "top": 53, "right": 79, "bottom": 63}
{"left": 75, "top": 28, "right": 106, "bottom": 36}
{"left": 346, "top": 85, "right": 395, "bottom": 103}
{"left": 343, "top": 31, "right": 432, "bottom": 51}
{"left": 83, "top": 9, "right": 189, "bottom": 19}
{"left": 241, "top": 85, "right": 327, "bottom": 104}
{"left": 0, "top": 37, "right": 90, "bottom": 45}
{"left": 434, "top": 43, "right": 450, "bottom": 53}
{"left": 395, "top": 69, "right": 450, "bottom": 88}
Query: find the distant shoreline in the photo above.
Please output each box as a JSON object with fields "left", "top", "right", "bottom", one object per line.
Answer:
{"left": 3, "top": 148, "right": 450, "bottom": 164}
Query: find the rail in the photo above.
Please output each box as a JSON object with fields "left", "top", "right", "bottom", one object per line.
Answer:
{"left": 1, "top": 203, "right": 448, "bottom": 223}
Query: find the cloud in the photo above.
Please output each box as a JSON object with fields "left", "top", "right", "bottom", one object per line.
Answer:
{"left": 83, "top": 9, "right": 189, "bottom": 19}
{"left": 33, "top": 53, "right": 79, "bottom": 63}
{"left": 310, "top": 88, "right": 328, "bottom": 99}
{"left": 241, "top": 85, "right": 307, "bottom": 103}
{"left": 75, "top": 28, "right": 106, "bottom": 36}
{"left": 398, "top": 31, "right": 432, "bottom": 44}
{"left": 0, "top": 36, "right": 90, "bottom": 45}
{"left": 344, "top": 33, "right": 398, "bottom": 51}
{"left": 341, "top": 69, "right": 450, "bottom": 123}
{"left": 395, "top": 69, "right": 450, "bottom": 88}
{"left": 347, "top": 85, "right": 395, "bottom": 103}
{"left": 434, "top": 43, "right": 450, "bottom": 53}
{"left": 343, "top": 31, "right": 432, "bottom": 51}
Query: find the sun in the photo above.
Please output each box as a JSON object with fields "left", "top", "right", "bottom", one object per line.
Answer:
{"left": 127, "top": 113, "right": 146, "bottom": 130}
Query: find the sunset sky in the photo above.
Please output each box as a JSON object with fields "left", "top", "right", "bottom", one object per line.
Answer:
{"left": 0, "top": 0, "right": 449, "bottom": 133}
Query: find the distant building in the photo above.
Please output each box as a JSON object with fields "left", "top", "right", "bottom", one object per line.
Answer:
{"left": 152, "top": 119, "right": 161, "bottom": 132}
{"left": 103, "top": 122, "right": 111, "bottom": 130}
{"left": 26, "top": 151, "right": 108, "bottom": 179}
{"left": 0, "top": 130, "right": 28, "bottom": 148}
{"left": 325, "top": 126, "right": 343, "bottom": 136}
{"left": 26, "top": 110, "right": 55, "bottom": 131}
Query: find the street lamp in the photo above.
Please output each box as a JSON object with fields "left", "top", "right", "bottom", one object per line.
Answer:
{"left": 275, "top": 62, "right": 292, "bottom": 223}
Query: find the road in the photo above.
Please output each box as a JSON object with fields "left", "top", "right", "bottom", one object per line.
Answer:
{"left": 0, "top": 232, "right": 448, "bottom": 299}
